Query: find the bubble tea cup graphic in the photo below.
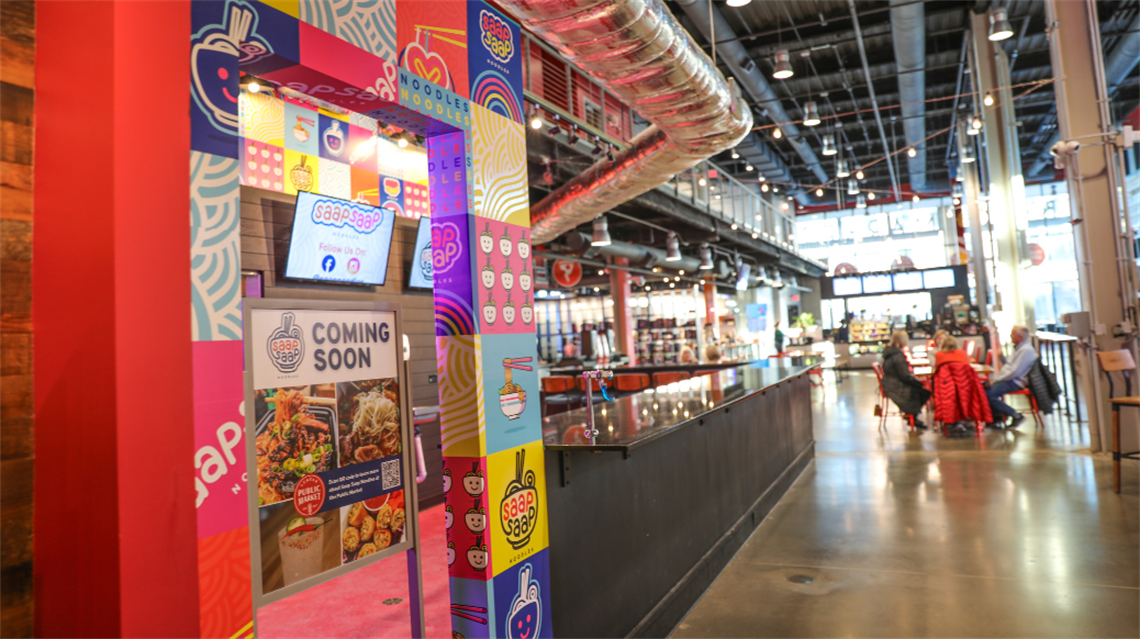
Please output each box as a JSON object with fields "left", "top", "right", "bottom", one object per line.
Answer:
{"left": 323, "top": 120, "right": 345, "bottom": 157}
{"left": 267, "top": 312, "right": 304, "bottom": 373}
{"left": 481, "top": 257, "right": 495, "bottom": 290}
{"left": 499, "top": 227, "right": 513, "bottom": 258}
{"left": 480, "top": 222, "right": 494, "bottom": 254}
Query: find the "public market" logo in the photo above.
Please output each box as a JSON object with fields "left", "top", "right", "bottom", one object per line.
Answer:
{"left": 267, "top": 312, "right": 304, "bottom": 373}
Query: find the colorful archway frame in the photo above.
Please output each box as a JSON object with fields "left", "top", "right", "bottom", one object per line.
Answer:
{"left": 188, "top": 1, "right": 546, "bottom": 637}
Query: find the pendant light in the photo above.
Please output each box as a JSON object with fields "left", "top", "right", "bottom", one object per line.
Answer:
{"left": 836, "top": 158, "right": 850, "bottom": 178}
{"left": 665, "top": 233, "right": 682, "bottom": 261}
{"left": 699, "top": 244, "right": 714, "bottom": 270}
{"left": 591, "top": 216, "right": 612, "bottom": 246}
{"left": 988, "top": 7, "right": 1014, "bottom": 42}
{"left": 822, "top": 134, "right": 837, "bottom": 156}
{"left": 856, "top": 194, "right": 867, "bottom": 209}
{"left": 727, "top": 0, "right": 752, "bottom": 6}
{"left": 772, "top": 49, "right": 794, "bottom": 79}
{"left": 847, "top": 179, "right": 859, "bottom": 195}
{"left": 803, "top": 101, "right": 821, "bottom": 127}
{"left": 960, "top": 144, "right": 976, "bottom": 163}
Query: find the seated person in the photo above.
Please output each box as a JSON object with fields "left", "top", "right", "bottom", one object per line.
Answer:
{"left": 984, "top": 325, "right": 1038, "bottom": 429}
{"left": 704, "top": 344, "right": 722, "bottom": 363}
{"left": 934, "top": 335, "right": 971, "bottom": 371}
{"left": 881, "top": 331, "right": 931, "bottom": 429}
{"left": 679, "top": 345, "right": 696, "bottom": 363}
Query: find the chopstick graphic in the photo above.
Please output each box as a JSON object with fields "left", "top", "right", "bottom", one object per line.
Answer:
{"left": 450, "top": 604, "right": 488, "bottom": 624}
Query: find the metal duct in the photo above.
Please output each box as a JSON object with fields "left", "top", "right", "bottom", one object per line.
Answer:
{"left": 565, "top": 232, "right": 702, "bottom": 272}
{"left": 499, "top": 0, "right": 752, "bottom": 244}
{"left": 736, "top": 131, "right": 811, "bottom": 204}
{"left": 675, "top": 0, "right": 830, "bottom": 186}
{"left": 889, "top": 0, "right": 928, "bottom": 192}
{"left": 1028, "top": 11, "right": 1140, "bottom": 175}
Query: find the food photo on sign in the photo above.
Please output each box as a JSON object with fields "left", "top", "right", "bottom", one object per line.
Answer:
{"left": 259, "top": 500, "right": 341, "bottom": 593}
{"left": 340, "top": 489, "right": 407, "bottom": 565}
{"left": 336, "top": 378, "right": 402, "bottom": 467}
{"left": 254, "top": 384, "right": 339, "bottom": 506}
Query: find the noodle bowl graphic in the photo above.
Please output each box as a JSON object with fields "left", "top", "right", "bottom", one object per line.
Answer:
{"left": 499, "top": 358, "right": 532, "bottom": 420}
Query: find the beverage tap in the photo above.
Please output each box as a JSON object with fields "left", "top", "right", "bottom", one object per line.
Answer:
{"left": 581, "top": 370, "right": 614, "bottom": 444}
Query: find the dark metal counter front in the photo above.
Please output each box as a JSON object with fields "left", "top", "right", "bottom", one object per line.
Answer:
{"left": 542, "top": 364, "right": 816, "bottom": 637}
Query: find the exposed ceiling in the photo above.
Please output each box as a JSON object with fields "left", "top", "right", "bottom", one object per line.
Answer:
{"left": 668, "top": 0, "right": 1140, "bottom": 210}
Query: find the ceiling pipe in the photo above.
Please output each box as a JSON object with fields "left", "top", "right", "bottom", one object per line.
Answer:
{"left": 675, "top": 0, "right": 830, "bottom": 186}
{"left": 1027, "top": 10, "right": 1140, "bottom": 176}
{"left": 846, "top": 0, "right": 903, "bottom": 200}
{"left": 888, "top": 0, "right": 928, "bottom": 192}
{"left": 498, "top": 0, "right": 752, "bottom": 245}
{"left": 565, "top": 232, "right": 702, "bottom": 272}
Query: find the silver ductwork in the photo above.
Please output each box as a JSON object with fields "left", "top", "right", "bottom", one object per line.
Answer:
{"left": 675, "top": 0, "right": 830, "bottom": 186}
{"left": 1029, "top": 11, "right": 1140, "bottom": 176}
{"left": 889, "top": 0, "right": 927, "bottom": 192}
{"left": 565, "top": 232, "right": 702, "bottom": 272}
{"left": 499, "top": 0, "right": 752, "bottom": 244}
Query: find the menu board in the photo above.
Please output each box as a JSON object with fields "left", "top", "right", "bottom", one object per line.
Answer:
{"left": 923, "top": 268, "right": 956, "bottom": 289}
{"left": 892, "top": 271, "right": 924, "bottom": 291}
{"left": 832, "top": 276, "right": 863, "bottom": 296}
{"left": 861, "top": 273, "right": 893, "bottom": 294}
{"left": 245, "top": 303, "right": 410, "bottom": 602}
{"left": 284, "top": 192, "right": 396, "bottom": 286}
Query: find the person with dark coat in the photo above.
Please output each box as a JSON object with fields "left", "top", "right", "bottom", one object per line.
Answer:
{"left": 881, "top": 331, "right": 931, "bottom": 429}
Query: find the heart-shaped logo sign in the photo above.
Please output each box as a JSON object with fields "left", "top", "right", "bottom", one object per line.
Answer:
{"left": 402, "top": 42, "right": 452, "bottom": 91}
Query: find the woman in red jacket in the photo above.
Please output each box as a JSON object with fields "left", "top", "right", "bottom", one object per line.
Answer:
{"left": 935, "top": 335, "right": 970, "bottom": 370}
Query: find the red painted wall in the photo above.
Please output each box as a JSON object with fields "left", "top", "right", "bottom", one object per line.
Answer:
{"left": 34, "top": 2, "right": 199, "bottom": 637}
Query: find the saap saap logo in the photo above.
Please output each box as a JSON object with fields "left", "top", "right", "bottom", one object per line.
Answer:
{"left": 267, "top": 312, "right": 304, "bottom": 373}
{"left": 500, "top": 448, "right": 538, "bottom": 550}
{"left": 480, "top": 10, "right": 514, "bottom": 64}
{"left": 311, "top": 197, "right": 386, "bottom": 233}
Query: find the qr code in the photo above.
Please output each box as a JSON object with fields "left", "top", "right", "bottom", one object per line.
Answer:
{"left": 381, "top": 459, "right": 401, "bottom": 490}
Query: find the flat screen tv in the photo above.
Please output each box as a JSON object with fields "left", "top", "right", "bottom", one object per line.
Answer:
{"left": 923, "top": 268, "right": 956, "bottom": 289}
{"left": 284, "top": 192, "right": 396, "bottom": 286}
{"left": 892, "top": 271, "right": 924, "bottom": 291}
{"left": 861, "top": 273, "right": 893, "bottom": 294}
{"left": 406, "top": 215, "right": 433, "bottom": 290}
{"left": 831, "top": 276, "right": 863, "bottom": 296}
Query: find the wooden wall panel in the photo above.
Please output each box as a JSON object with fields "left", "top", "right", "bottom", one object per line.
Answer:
{"left": 239, "top": 187, "right": 444, "bottom": 506}
{"left": 0, "top": 2, "right": 34, "bottom": 636}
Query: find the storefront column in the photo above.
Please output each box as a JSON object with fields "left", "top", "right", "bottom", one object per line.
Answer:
{"left": 970, "top": 11, "right": 1034, "bottom": 329}
{"left": 34, "top": 2, "right": 200, "bottom": 636}
{"left": 1045, "top": 0, "right": 1140, "bottom": 451}
{"left": 610, "top": 258, "right": 635, "bottom": 361}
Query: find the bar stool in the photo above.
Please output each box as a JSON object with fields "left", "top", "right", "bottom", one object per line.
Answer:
{"left": 1095, "top": 350, "right": 1138, "bottom": 493}
{"left": 615, "top": 373, "right": 650, "bottom": 392}
{"left": 652, "top": 371, "right": 690, "bottom": 386}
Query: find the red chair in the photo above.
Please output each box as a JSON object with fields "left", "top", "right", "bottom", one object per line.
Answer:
{"left": 541, "top": 376, "right": 575, "bottom": 393}
{"left": 872, "top": 362, "right": 915, "bottom": 431}
{"left": 1003, "top": 388, "right": 1043, "bottom": 427}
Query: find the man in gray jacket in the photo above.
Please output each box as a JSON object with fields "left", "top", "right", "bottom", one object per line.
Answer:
{"left": 985, "top": 325, "right": 1038, "bottom": 428}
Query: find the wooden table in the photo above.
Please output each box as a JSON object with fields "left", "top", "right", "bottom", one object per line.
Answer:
{"left": 1111, "top": 396, "right": 1139, "bottom": 493}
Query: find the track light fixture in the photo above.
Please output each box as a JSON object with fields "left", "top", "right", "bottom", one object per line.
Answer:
{"left": 772, "top": 49, "right": 794, "bottom": 79}
{"left": 547, "top": 113, "right": 561, "bottom": 137}
{"left": 988, "top": 7, "right": 1013, "bottom": 41}
{"left": 822, "top": 134, "right": 837, "bottom": 156}
{"left": 803, "top": 101, "right": 821, "bottom": 127}
{"left": 591, "top": 216, "right": 612, "bottom": 247}
{"left": 699, "top": 245, "right": 714, "bottom": 270}
{"left": 665, "top": 233, "right": 682, "bottom": 261}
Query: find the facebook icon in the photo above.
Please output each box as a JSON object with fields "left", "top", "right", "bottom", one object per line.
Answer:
{"left": 322, "top": 255, "right": 336, "bottom": 273}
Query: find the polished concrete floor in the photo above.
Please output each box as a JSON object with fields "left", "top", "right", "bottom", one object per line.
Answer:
{"left": 674, "top": 372, "right": 1139, "bottom": 638}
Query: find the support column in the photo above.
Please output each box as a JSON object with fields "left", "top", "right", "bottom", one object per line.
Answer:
{"left": 971, "top": 11, "right": 1033, "bottom": 329}
{"left": 610, "top": 258, "right": 635, "bottom": 361}
{"left": 703, "top": 281, "right": 718, "bottom": 351}
{"left": 1045, "top": 0, "right": 1140, "bottom": 452}
{"left": 958, "top": 125, "right": 992, "bottom": 313}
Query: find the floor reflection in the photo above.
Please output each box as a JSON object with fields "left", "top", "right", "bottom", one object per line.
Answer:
{"left": 674, "top": 372, "right": 1139, "bottom": 639}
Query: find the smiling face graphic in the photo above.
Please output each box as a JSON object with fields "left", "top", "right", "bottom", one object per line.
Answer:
{"left": 501, "top": 269, "right": 514, "bottom": 290}
{"left": 517, "top": 240, "right": 530, "bottom": 260}
{"left": 521, "top": 305, "right": 533, "bottom": 324}
{"left": 447, "top": 542, "right": 456, "bottom": 566}
{"left": 483, "top": 301, "right": 497, "bottom": 325}
{"left": 481, "top": 266, "right": 495, "bottom": 289}
{"left": 467, "top": 536, "right": 488, "bottom": 571}
{"left": 503, "top": 304, "right": 516, "bottom": 324}
{"left": 191, "top": 5, "right": 268, "bottom": 133}
{"left": 442, "top": 469, "right": 452, "bottom": 494}
{"left": 463, "top": 468, "right": 484, "bottom": 497}
{"left": 519, "top": 271, "right": 531, "bottom": 291}
{"left": 480, "top": 230, "right": 494, "bottom": 254}
{"left": 445, "top": 505, "right": 454, "bottom": 529}
{"left": 507, "top": 564, "right": 542, "bottom": 639}
{"left": 465, "top": 508, "right": 486, "bottom": 534}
